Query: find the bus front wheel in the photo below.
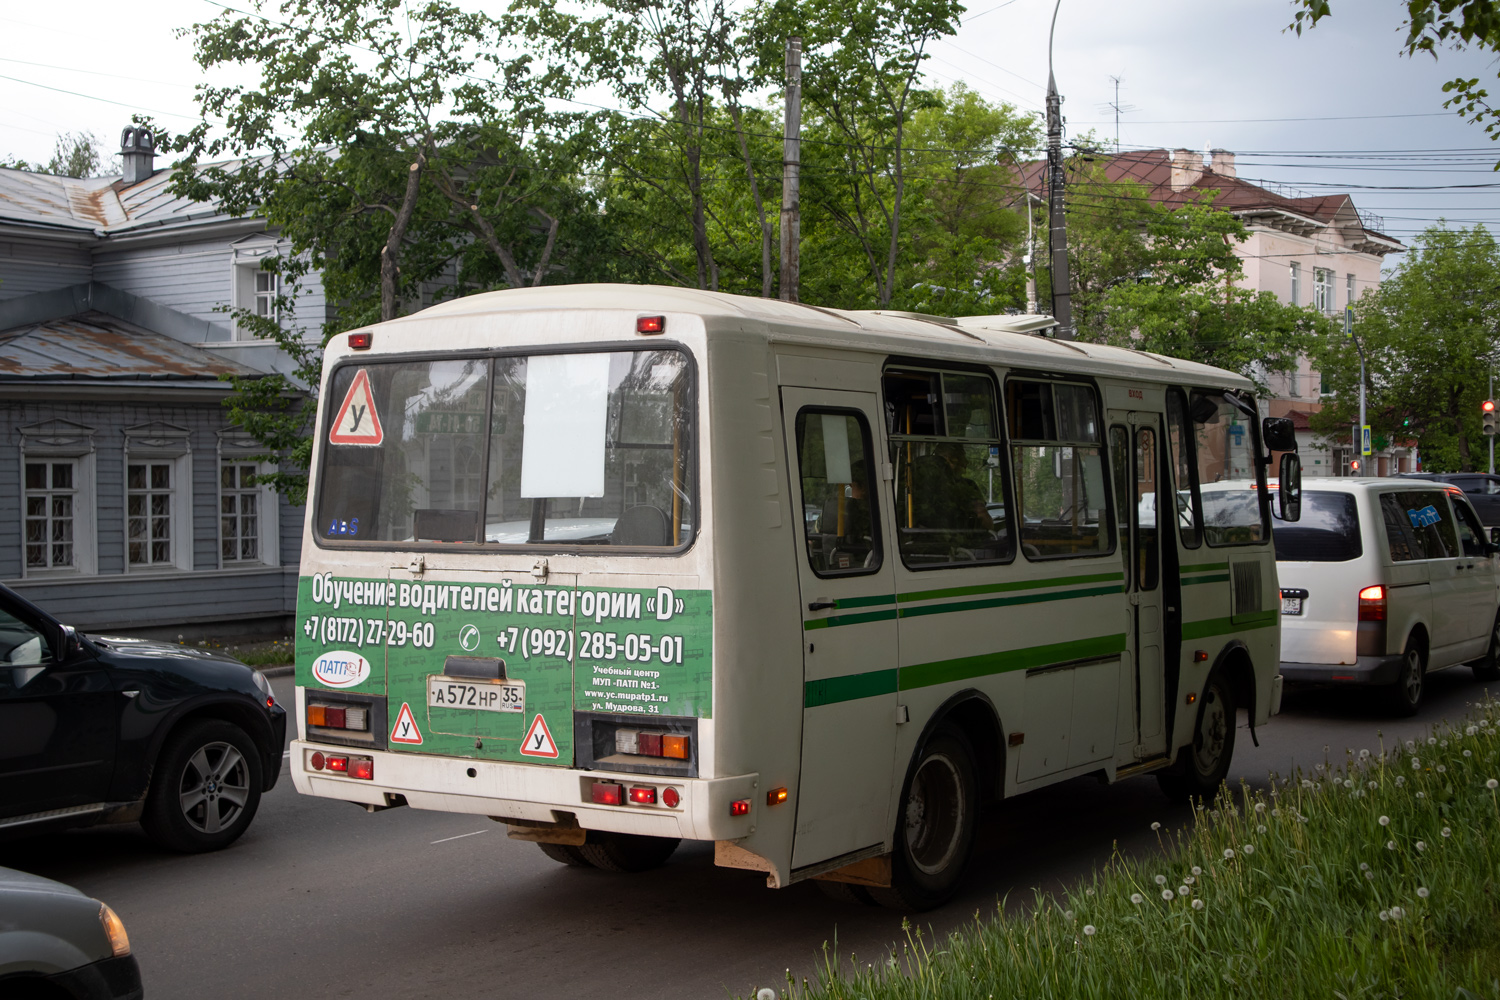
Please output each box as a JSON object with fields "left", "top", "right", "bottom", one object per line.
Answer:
{"left": 1157, "top": 668, "right": 1236, "bottom": 804}
{"left": 871, "top": 725, "right": 978, "bottom": 911}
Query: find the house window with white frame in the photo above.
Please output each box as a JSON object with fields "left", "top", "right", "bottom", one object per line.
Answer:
{"left": 220, "top": 461, "right": 261, "bottom": 563}
{"left": 1347, "top": 273, "right": 1356, "bottom": 308}
{"left": 232, "top": 257, "right": 280, "bottom": 339}
{"left": 127, "top": 461, "right": 176, "bottom": 566}
{"left": 1314, "top": 268, "right": 1334, "bottom": 313}
{"left": 24, "top": 460, "right": 76, "bottom": 570}
{"left": 1289, "top": 262, "right": 1302, "bottom": 306}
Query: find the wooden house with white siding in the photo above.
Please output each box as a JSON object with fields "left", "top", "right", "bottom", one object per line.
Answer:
{"left": 0, "top": 126, "right": 312, "bottom": 636}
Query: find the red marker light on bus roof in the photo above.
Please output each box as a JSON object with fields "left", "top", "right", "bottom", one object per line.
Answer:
{"left": 348, "top": 332, "right": 372, "bottom": 350}
{"left": 636, "top": 315, "right": 666, "bottom": 335}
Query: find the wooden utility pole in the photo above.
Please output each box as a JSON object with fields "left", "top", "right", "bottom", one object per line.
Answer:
{"left": 1046, "top": 0, "right": 1074, "bottom": 340}
{"left": 779, "top": 36, "right": 802, "bottom": 303}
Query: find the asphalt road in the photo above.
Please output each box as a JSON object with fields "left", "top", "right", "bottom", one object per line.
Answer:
{"left": 4, "top": 669, "right": 1497, "bottom": 1000}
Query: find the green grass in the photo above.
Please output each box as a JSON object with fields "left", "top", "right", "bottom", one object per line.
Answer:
{"left": 173, "top": 636, "right": 294, "bottom": 668}
{"left": 766, "top": 702, "right": 1500, "bottom": 1000}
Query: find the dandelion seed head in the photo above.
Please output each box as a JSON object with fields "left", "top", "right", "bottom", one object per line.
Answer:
{"left": 1428, "top": 737, "right": 1438, "bottom": 745}
{"left": 1302, "top": 779, "right": 1314, "bottom": 789}
{"left": 1488, "top": 778, "right": 1499, "bottom": 789}
{"left": 1191, "top": 866, "right": 1202, "bottom": 876}
{"left": 1406, "top": 740, "right": 1416, "bottom": 750}
{"left": 1417, "top": 791, "right": 1426, "bottom": 798}
{"left": 1243, "top": 844, "right": 1255, "bottom": 855}
{"left": 1083, "top": 925, "right": 1096, "bottom": 936}
{"left": 1255, "top": 802, "right": 1266, "bottom": 813}
{"left": 1161, "top": 889, "right": 1175, "bottom": 901}
{"left": 1191, "top": 899, "right": 1205, "bottom": 911}
{"left": 1468, "top": 726, "right": 1479, "bottom": 736}
{"left": 1178, "top": 885, "right": 1190, "bottom": 896}
{"left": 1131, "top": 893, "right": 1143, "bottom": 905}
{"left": 1315, "top": 763, "right": 1325, "bottom": 772}
{"left": 1379, "top": 910, "right": 1390, "bottom": 921}
{"left": 1387, "top": 840, "right": 1397, "bottom": 851}
{"left": 1411, "top": 758, "right": 1422, "bottom": 769}
{"left": 1155, "top": 874, "right": 1167, "bottom": 885}
{"left": 1390, "top": 906, "right": 1405, "bottom": 920}
{"left": 1379, "top": 815, "right": 1390, "bottom": 826}
{"left": 1272, "top": 807, "right": 1282, "bottom": 816}
{"left": 1465, "top": 749, "right": 1473, "bottom": 757}
{"left": 1257, "top": 825, "right": 1267, "bottom": 834}
{"left": 1365, "top": 870, "right": 1375, "bottom": 880}
{"left": 1437, "top": 764, "right": 1447, "bottom": 773}
{"left": 1368, "top": 781, "right": 1378, "bottom": 790}
{"left": 1360, "top": 862, "right": 1370, "bottom": 871}
{"left": 1417, "top": 887, "right": 1430, "bottom": 898}
{"left": 1441, "top": 740, "right": 1449, "bottom": 748}
{"left": 1343, "top": 779, "right": 1355, "bottom": 790}
{"left": 1063, "top": 910, "right": 1074, "bottom": 921}
{"left": 1184, "top": 875, "right": 1195, "bottom": 885}
{"left": 1442, "top": 826, "right": 1452, "bottom": 838}
{"left": 1396, "top": 776, "right": 1406, "bottom": 786}
{"left": 1151, "top": 821, "right": 1161, "bottom": 831}
{"left": 1223, "top": 848, "right": 1235, "bottom": 860}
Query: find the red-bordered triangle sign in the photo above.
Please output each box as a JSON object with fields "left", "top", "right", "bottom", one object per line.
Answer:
{"left": 520, "top": 714, "right": 559, "bottom": 758}
{"left": 329, "top": 369, "right": 384, "bottom": 446}
{"left": 390, "top": 702, "right": 423, "bottom": 745}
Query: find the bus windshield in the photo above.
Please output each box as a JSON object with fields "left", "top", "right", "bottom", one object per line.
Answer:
{"left": 1192, "top": 392, "right": 1266, "bottom": 545}
{"left": 315, "top": 348, "right": 694, "bottom": 548}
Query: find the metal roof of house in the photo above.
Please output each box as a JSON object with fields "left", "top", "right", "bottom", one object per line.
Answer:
{"left": 0, "top": 312, "right": 258, "bottom": 381}
{"left": 0, "top": 160, "right": 239, "bottom": 237}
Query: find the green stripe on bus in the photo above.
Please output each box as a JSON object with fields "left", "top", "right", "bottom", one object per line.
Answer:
{"left": 803, "top": 633, "right": 1129, "bottom": 707}
{"left": 1181, "top": 574, "right": 1231, "bottom": 586}
{"left": 805, "top": 668, "right": 898, "bottom": 707}
{"left": 803, "top": 608, "right": 900, "bottom": 630}
{"left": 1180, "top": 562, "right": 1230, "bottom": 574}
{"left": 832, "top": 593, "right": 898, "bottom": 609}
{"left": 897, "top": 584, "right": 1124, "bottom": 619}
{"left": 898, "top": 571, "right": 1124, "bottom": 605}
{"left": 1181, "top": 610, "right": 1278, "bottom": 640}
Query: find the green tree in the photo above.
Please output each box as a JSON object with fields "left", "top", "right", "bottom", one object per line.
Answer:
{"left": 1311, "top": 223, "right": 1500, "bottom": 471}
{"left": 1291, "top": 1, "right": 1500, "bottom": 152}
{"left": 2, "top": 131, "right": 108, "bottom": 177}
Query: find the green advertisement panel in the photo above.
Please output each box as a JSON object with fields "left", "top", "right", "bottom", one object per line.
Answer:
{"left": 296, "top": 574, "right": 712, "bottom": 765}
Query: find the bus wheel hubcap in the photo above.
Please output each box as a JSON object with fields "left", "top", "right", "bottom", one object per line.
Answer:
{"left": 1192, "top": 690, "right": 1227, "bottom": 775}
{"left": 905, "top": 753, "right": 963, "bottom": 876}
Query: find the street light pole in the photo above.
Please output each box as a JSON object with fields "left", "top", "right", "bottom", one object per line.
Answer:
{"left": 1045, "top": 0, "right": 1074, "bottom": 340}
{"left": 1347, "top": 305, "right": 1367, "bottom": 477}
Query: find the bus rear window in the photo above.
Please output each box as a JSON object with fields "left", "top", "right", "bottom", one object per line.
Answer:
{"left": 315, "top": 349, "right": 694, "bottom": 549}
{"left": 1272, "top": 491, "right": 1362, "bottom": 562}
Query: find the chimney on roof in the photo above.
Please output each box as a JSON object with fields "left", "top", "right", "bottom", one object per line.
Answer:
{"left": 1209, "top": 148, "right": 1236, "bottom": 178}
{"left": 120, "top": 126, "right": 155, "bottom": 185}
{"left": 1169, "top": 148, "right": 1203, "bottom": 192}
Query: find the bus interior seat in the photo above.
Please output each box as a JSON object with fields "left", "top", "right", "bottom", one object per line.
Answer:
{"left": 612, "top": 505, "right": 670, "bottom": 546}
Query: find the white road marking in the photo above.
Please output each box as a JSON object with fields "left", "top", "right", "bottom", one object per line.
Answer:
{"left": 431, "top": 829, "right": 489, "bottom": 845}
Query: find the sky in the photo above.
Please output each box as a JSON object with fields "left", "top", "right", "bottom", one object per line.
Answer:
{"left": 1, "top": 0, "right": 1496, "bottom": 251}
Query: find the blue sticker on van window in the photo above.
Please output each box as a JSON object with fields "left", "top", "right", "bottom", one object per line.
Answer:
{"left": 1408, "top": 505, "right": 1441, "bottom": 529}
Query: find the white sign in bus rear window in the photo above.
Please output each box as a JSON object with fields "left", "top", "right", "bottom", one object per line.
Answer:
{"left": 520, "top": 353, "right": 611, "bottom": 498}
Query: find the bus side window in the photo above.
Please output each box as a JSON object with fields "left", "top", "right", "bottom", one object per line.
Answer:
{"left": 1110, "top": 425, "right": 1131, "bottom": 586}
{"left": 794, "top": 410, "right": 883, "bottom": 576}
{"left": 1006, "top": 379, "right": 1112, "bottom": 560}
{"left": 1165, "top": 389, "right": 1202, "bottom": 548}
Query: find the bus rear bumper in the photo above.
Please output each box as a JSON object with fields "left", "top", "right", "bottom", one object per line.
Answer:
{"left": 289, "top": 740, "right": 759, "bottom": 842}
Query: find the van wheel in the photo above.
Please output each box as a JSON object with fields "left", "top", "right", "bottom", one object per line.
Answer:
{"left": 537, "top": 842, "right": 595, "bottom": 867}
{"left": 870, "top": 726, "right": 978, "bottom": 911}
{"left": 1387, "top": 640, "right": 1426, "bottom": 716}
{"left": 577, "top": 832, "right": 680, "bottom": 872}
{"left": 141, "top": 719, "right": 263, "bottom": 853}
{"left": 1157, "top": 669, "right": 1236, "bottom": 804}
{"left": 1473, "top": 614, "right": 1500, "bottom": 682}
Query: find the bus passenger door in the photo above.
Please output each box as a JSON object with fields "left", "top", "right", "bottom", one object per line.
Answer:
{"left": 1128, "top": 415, "right": 1168, "bottom": 757}
{"left": 781, "top": 388, "right": 899, "bottom": 869}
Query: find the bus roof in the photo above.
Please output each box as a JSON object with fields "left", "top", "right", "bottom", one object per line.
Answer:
{"left": 382, "top": 283, "right": 1253, "bottom": 389}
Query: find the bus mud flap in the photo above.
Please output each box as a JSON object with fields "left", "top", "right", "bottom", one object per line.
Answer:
{"left": 500, "top": 814, "right": 586, "bottom": 846}
{"left": 790, "top": 842, "right": 891, "bottom": 887}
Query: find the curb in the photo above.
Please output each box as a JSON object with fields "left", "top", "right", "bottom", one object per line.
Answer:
{"left": 257, "top": 665, "right": 295, "bottom": 678}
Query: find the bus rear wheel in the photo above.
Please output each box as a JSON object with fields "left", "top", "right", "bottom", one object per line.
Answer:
{"left": 578, "top": 832, "right": 680, "bottom": 872}
{"left": 1157, "top": 668, "right": 1236, "bottom": 804}
{"left": 871, "top": 725, "right": 978, "bottom": 911}
{"left": 536, "top": 842, "right": 594, "bottom": 867}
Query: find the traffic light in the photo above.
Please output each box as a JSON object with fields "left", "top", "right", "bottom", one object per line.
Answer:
{"left": 1484, "top": 399, "right": 1498, "bottom": 436}
{"left": 1350, "top": 458, "right": 1361, "bottom": 473}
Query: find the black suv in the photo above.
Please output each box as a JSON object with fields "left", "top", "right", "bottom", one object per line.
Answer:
{"left": 1393, "top": 472, "right": 1500, "bottom": 526}
{"left": 0, "top": 584, "right": 286, "bottom": 852}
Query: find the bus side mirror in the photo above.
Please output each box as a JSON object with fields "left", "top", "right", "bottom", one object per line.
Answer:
{"left": 1490, "top": 526, "right": 1500, "bottom": 549}
{"left": 1263, "top": 417, "right": 1297, "bottom": 453}
{"left": 1278, "top": 452, "right": 1302, "bottom": 522}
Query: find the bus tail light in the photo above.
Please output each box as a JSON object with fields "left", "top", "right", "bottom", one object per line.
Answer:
{"left": 308, "top": 703, "right": 368, "bottom": 732}
{"left": 591, "top": 782, "right": 625, "bottom": 806}
{"left": 1358, "top": 585, "right": 1386, "bottom": 621}
{"left": 349, "top": 756, "right": 374, "bottom": 780}
{"left": 629, "top": 786, "right": 656, "bottom": 805}
{"left": 326, "top": 755, "right": 349, "bottom": 772}
{"left": 730, "top": 799, "right": 751, "bottom": 817}
{"left": 614, "top": 728, "right": 690, "bottom": 762}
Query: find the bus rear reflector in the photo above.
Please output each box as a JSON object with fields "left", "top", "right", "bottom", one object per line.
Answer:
{"left": 310, "top": 752, "right": 325, "bottom": 771}
{"left": 1358, "top": 585, "right": 1386, "bottom": 621}
{"left": 662, "top": 787, "right": 680, "bottom": 808}
{"left": 591, "top": 782, "right": 625, "bottom": 806}
{"left": 730, "top": 799, "right": 751, "bottom": 817}
{"left": 350, "top": 757, "right": 374, "bottom": 780}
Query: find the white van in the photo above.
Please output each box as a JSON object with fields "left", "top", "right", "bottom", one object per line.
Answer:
{"left": 1275, "top": 478, "right": 1500, "bottom": 714}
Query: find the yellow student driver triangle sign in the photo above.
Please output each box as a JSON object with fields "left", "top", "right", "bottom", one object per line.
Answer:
{"left": 329, "top": 369, "right": 384, "bottom": 446}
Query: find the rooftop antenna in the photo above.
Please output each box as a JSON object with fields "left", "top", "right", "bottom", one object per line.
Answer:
{"left": 1096, "top": 75, "right": 1137, "bottom": 150}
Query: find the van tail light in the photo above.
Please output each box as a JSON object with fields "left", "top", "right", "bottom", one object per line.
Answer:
{"left": 1358, "top": 585, "right": 1386, "bottom": 621}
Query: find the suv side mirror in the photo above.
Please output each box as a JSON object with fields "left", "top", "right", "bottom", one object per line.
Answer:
{"left": 1263, "top": 416, "right": 1297, "bottom": 453}
{"left": 1278, "top": 452, "right": 1302, "bottom": 522}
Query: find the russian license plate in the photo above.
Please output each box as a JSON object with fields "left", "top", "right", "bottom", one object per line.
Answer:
{"left": 427, "top": 676, "right": 525, "bottom": 713}
{"left": 1281, "top": 596, "right": 1303, "bottom": 616}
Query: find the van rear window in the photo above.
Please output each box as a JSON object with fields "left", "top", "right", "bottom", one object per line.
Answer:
{"left": 1272, "top": 491, "right": 1362, "bottom": 562}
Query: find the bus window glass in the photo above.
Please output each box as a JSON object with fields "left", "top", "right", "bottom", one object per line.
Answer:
{"left": 1109, "top": 425, "right": 1131, "bottom": 585}
{"left": 1006, "top": 379, "right": 1112, "bottom": 560}
{"left": 1165, "top": 390, "right": 1202, "bottom": 548}
{"left": 1193, "top": 393, "right": 1266, "bottom": 546}
{"left": 885, "top": 368, "right": 1012, "bottom": 568}
{"left": 795, "top": 410, "right": 882, "bottom": 576}
{"left": 317, "top": 359, "right": 489, "bottom": 543}
{"left": 315, "top": 349, "right": 693, "bottom": 548}
{"left": 1135, "top": 427, "right": 1159, "bottom": 590}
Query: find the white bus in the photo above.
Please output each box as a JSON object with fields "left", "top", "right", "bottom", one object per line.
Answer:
{"left": 290, "top": 285, "right": 1302, "bottom": 909}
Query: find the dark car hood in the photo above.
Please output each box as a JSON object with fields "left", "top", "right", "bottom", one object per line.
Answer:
{"left": 0, "top": 866, "right": 86, "bottom": 898}
{"left": 84, "top": 634, "right": 248, "bottom": 670}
